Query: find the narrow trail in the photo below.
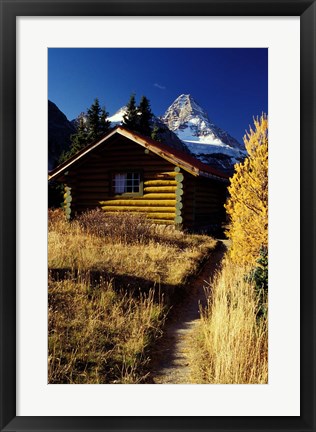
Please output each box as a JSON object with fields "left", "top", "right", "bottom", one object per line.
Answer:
{"left": 149, "top": 240, "right": 228, "bottom": 384}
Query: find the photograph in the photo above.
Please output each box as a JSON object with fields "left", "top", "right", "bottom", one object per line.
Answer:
{"left": 1, "top": 1, "right": 315, "bottom": 429}
{"left": 48, "top": 47, "right": 268, "bottom": 385}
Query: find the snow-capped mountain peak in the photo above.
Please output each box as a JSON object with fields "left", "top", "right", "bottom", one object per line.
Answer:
{"left": 160, "top": 94, "right": 245, "bottom": 172}
{"left": 161, "top": 94, "right": 209, "bottom": 130}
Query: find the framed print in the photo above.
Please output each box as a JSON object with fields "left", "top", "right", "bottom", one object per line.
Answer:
{"left": 1, "top": 0, "right": 315, "bottom": 431}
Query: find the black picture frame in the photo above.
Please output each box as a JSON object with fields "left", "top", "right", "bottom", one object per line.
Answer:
{"left": 0, "top": 1, "right": 315, "bottom": 431}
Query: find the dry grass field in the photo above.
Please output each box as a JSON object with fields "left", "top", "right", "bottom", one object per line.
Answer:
{"left": 48, "top": 209, "right": 216, "bottom": 286}
{"left": 48, "top": 278, "right": 164, "bottom": 383}
{"left": 191, "top": 258, "right": 268, "bottom": 384}
{"left": 48, "top": 209, "right": 217, "bottom": 383}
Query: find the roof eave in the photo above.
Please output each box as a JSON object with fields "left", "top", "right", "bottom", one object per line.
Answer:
{"left": 48, "top": 126, "right": 229, "bottom": 182}
{"left": 48, "top": 127, "right": 121, "bottom": 181}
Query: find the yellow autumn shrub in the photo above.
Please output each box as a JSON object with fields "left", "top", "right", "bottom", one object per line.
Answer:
{"left": 225, "top": 114, "right": 268, "bottom": 265}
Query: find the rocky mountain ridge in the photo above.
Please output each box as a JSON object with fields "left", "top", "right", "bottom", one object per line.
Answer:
{"left": 160, "top": 94, "right": 245, "bottom": 173}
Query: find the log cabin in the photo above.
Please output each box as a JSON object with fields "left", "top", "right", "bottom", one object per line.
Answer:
{"left": 48, "top": 126, "right": 229, "bottom": 231}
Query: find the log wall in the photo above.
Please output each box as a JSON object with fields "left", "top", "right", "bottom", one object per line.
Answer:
{"left": 182, "top": 174, "right": 227, "bottom": 231}
{"left": 62, "top": 135, "right": 227, "bottom": 229}
{"left": 63, "top": 136, "right": 183, "bottom": 225}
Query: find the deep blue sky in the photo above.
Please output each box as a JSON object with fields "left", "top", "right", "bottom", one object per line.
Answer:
{"left": 48, "top": 48, "right": 268, "bottom": 143}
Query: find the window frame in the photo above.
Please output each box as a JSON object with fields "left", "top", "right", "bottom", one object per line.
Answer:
{"left": 110, "top": 169, "right": 144, "bottom": 197}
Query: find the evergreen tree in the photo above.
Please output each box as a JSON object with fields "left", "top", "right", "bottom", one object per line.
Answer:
{"left": 225, "top": 114, "right": 268, "bottom": 266}
{"left": 70, "top": 117, "right": 88, "bottom": 153}
{"left": 138, "top": 95, "right": 153, "bottom": 137}
{"left": 123, "top": 94, "right": 139, "bottom": 131}
{"left": 87, "top": 98, "right": 111, "bottom": 142}
{"left": 59, "top": 99, "right": 111, "bottom": 163}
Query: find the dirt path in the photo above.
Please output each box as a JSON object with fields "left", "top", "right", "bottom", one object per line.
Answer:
{"left": 149, "top": 240, "right": 227, "bottom": 384}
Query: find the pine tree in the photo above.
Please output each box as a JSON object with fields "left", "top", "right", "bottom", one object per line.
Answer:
{"left": 87, "top": 98, "right": 111, "bottom": 142}
{"left": 59, "top": 99, "right": 111, "bottom": 163}
{"left": 70, "top": 117, "right": 88, "bottom": 153}
{"left": 138, "top": 95, "right": 153, "bottom": 137}
{"left": 225, "top": 114, "right": 268, "bottom": 266}
{"left": 123, "top": 94, "right": 139, "bottom": 131}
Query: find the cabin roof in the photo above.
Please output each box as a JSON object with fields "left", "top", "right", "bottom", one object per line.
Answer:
{"left": 48, "top": 126, "right": 230, "bottom": 182}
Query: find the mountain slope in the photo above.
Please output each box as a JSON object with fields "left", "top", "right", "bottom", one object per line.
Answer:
{"left": 48, "top": 100, "right": 75, "bottom": 170}
{"left": 161, "top": 94, "right": 245, "bottom": 173}
{"left": 108, "top": 107, "right": 189, "bottom": 153}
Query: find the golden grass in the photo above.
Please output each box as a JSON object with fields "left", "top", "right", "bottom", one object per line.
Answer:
{"left": 48, "top": 209, "right": 217, "bottom": 384}
{"left": 48, "top": 278, "right": 165, "bottom": 384}
{"left": 48, "top": 209, "right": 216, "bottom": 286}
{"left": 191, "top": 258, "right": 268, "bottom": 384}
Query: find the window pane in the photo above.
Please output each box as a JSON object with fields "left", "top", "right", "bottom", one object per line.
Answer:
{"left": 114, "top": 173, "right": 126, "bottom": 193}
{"left": 113, "top": 172, "right": 141, "bottom": 194}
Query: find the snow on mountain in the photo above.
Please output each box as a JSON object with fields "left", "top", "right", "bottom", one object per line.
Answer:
{"left": 108, "top": 106, "right": 189, "bottom": 153}
{"left": 161, "top": 94, "right": 246, "bottom": 171}
{"left": 69, "top": 94, "right": 246, "bottom": 175}
{"left": 108, "top": 106, "right": 127, "bottom": 124}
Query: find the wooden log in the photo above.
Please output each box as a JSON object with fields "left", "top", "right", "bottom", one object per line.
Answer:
{"left": 76, "top": 189, "right": 110, "bottom": 195}
{"left": 175, "top": 173, "right": 184, "bottom": 182}
{"left": 144, "top": 186, "right": 177, "bottom": 193}
{"left": 183, "top": 214, "right": 196, "bottom": 222}
{"left": 174, "top": 215, "right": 183, "bottom": 224}
{"left": 101, "top": 206, "right": 175, "bottom": 213}
{"left": 144, "top": 180, "right": 177, "bottom": 186}
{"left": 143, "top": 193, "right": 176, "bottom": 200}
{"left": 157, "top": 171, "right": 178, "bottom": 178}
{"left": 76, "top": 182, "right": 110, "bottom": 187}
{"left": 99, "top": 193, "right": 176, "bottom": 200}
{"left": 75, "top": 175, "right": 109, "bottom": 181}
{"left": 70, "top": 201, "right": 100, "bottom": 206}
{"left": 174, "top": 166, "right": 181, "bottom": 173}
{"left": 100, "top": 199, "right": 176, "bottom": 207}
{"left": 175, "top": 189, "right": 184, "bottom": 197}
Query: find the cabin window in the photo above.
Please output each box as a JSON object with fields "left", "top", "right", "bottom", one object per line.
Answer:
{"left": 112, "top": 171, "right": 142, "bottom": 195}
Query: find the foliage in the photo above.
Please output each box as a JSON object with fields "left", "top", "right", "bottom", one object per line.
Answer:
{"left": 246, "top": 246, "right": 268, "bottom": 318}
{"left": 86, "top": 97, "right": 111, "bottom": 142}
{"left": 123, "top": 93, "right": 154, "bottom": 137}
{"left": 69, "top": 117, "right": 88, "bottom": 155}
{"left": 77, "top": 209, "right": 153, "bottom": 244}
{"left": 247, "top": 246, "right": 268, "bottom": 292}
{"left": 123, "top": 93, "right": 139, "bottom": 131}
{"left": 225, "top": 114, "right": 268, "bottom": 265}
{"left": 48, "top": 180, "right": 65, "bottom": 208}
{"left": 59, "top": 98, "right": 111, "bottom": 163}
{"left": 137, "top": 96, "right": 153, "bottom": 137}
